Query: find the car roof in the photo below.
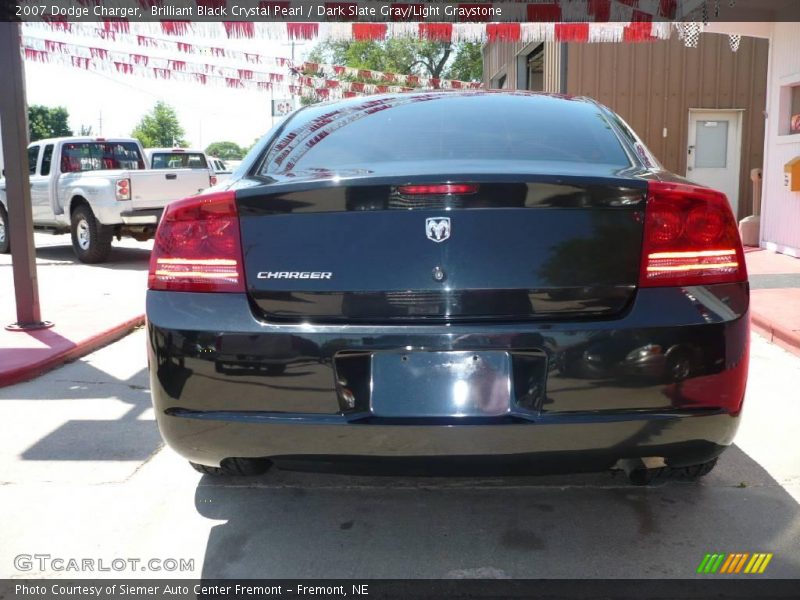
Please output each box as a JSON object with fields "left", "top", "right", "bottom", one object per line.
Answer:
{"left": 145, "top": 148, "right": 206, "bottom": 153}
{"left": 300, "top": 89, "right": 591, "bottom": 112}
{"left": 30, "top": 137, "right": 139, "bottom": 146}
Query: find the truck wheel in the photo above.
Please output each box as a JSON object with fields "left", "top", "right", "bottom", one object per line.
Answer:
{"left": 71, "top": 205, "right": 112, "bottom": 263}
{"left": 0, "top": 205, "right": 9, "bottom": 254}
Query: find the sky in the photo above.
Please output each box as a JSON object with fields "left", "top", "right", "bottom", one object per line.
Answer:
{"left": 21, "top": 26, "right": 312, "bottom": 150}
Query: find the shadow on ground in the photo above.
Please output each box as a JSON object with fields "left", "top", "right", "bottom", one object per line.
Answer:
{"left": 9, "top": 362, "right": 161, "bottom": 462}
{"left": 31, "top": 243, "right": 151, "bottom": 270}
{"left": 194, "top": 446, "right": 800, "bottom": 579}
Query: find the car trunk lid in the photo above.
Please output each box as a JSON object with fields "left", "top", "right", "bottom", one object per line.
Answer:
{"left": 237, "top": 174, "right": 647, "bottom": 323}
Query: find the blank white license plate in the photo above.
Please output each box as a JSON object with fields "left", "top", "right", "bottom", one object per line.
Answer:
{"left": 370, "top": 351, "right": 512, "bottom": 418}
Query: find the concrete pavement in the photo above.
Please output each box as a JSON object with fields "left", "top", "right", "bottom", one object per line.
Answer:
{"left": 0, "top": 234, "right": 151, "bottom": 386}
{"left": 746, "top": 248, "right": 800, "bottom": 357}
{"left": 1, "top": 329, "right": 798, "bottom": 579}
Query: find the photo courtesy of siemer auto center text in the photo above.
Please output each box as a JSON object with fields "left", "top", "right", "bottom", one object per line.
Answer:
{"left": 1, "top": 1, "right": 799, "bottom": 599}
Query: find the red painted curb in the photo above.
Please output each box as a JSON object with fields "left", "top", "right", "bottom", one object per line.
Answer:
{"left": 0, "top": 315, "right": 145, "bottom": 388}
{"left": 751, "top": 310, "right": 800, "bottom": 358}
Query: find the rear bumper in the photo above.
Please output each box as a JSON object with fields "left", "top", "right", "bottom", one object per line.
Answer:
{"left": 120, "top": 208, "right": 163, "bottom": 225}
{"left": 160, "top": 409, "right": 738, "bottom": 470}
{"left": 146, "top": 283, "right": 749, "bottom": 470}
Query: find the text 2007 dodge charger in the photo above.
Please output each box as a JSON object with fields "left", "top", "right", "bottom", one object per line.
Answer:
{"left": 146, "top": 92, "right": 749, "bottom": 485}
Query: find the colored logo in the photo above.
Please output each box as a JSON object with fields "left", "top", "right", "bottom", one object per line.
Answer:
{"left": 697, "top": 553, "right": 773, "bottom": 574}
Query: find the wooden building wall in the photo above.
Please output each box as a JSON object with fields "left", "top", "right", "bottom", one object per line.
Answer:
{"left": 484, "top": 33, "right": 769, "bottom": 219}
{"left": 566, "top": 33, "right": 768, "bottom": 218}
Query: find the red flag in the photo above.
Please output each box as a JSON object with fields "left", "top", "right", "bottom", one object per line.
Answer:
{"left": 160, "top": 21, "right": 191, "bottom": 35}
{"left": 419, "top": 23, "right": 452, "bottom": 42}
{"left": 587, "top": 0, "right": 611, "bottom": 22}
{"left": 486, "top": 23, "right": 521, "bottom": 43}
{"left": 555, "top": 23, "right": 590, "bottom": 42}
{"left": 224, "top": 22, "right": 255, "bottom": 38}
{"left": 527, "top": 3, "right": 561, "bottom": 21}
{"left": 287, "top": 22, "right": 319, "bottom": 40}
{"left": 352, "top": 23, "right": 387, "bottom": 41}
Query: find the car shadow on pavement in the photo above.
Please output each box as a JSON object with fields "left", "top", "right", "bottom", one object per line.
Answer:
{"left": 33, "top": 243, "right": 151, "bottom": 270}
{"left": 194, "top": 446, "right": 800, "bottom": 579}
{"left": 12, "top": 364, "right": 162, "bottom": 462}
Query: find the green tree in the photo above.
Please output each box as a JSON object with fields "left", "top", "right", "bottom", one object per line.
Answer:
{"left": 446, "top": 42, "right": 484, "bottom": 82}
{"left": 28, "top": 105, "right": 72, "bottom": 142}
{"left": 205, "top": 141, "right": 245, "bottom": 160}
{"left": 303, "top": 40, "right": 484, "bottom": 105}
{"left": 308, "top": 39, "right": 484, "bottom": 81}
{"left": 131, "top": 101, "right": 187, "bottom": 148}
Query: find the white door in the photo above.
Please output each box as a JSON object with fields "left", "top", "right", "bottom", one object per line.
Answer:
{"left": 687, "top": 110, "right": 743, "bottom": 217}
{"left": 28, "top": 144, "right": 57, "bottom": 224}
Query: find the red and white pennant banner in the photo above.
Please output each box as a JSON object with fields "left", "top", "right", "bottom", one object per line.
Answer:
{"left": 22, "top": 0, "right": 698, "bottom": 43}
{"left": 23, "top": 0, "right": 700, "bottom": 26}
{"left": 21, "top": 35, "right": 473, "bottom": 98}
{"left": 30, "top": 19, "right": 674, "bottom": 43}
{"left": 25, "top": 22, "right": 293, "bottom": 66}
{"left": 296, "top": 62, "right": 483, "bottom": 90}
{"left": 22, "top": 34, "right": 287, "bottom": 84}
{"left": 23, "top": 23, "right": 485, "bottom": 88}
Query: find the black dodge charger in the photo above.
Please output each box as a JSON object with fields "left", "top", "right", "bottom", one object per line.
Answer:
{"left": 146, "top": 92, "right": 749, "bottom": 485}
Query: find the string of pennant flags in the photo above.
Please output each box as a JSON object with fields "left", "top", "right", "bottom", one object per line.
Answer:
{"left": 22, "top": 22, "right": 487, "bottom": 88}
{"left": 20, "top": 33, "right": 484, "bottom": 99}
{"left": 20, "top": 30, "right": 485, "bottom": 96}
{"left": 23, "top": 0, "right": 714, "bottom": 30}
{"left": 19, "top": 25, "right": 740, "bottom": 102}
{"left": 16, "top": 0, "right": 743, "bottom": 101}
{"left": 29, "top": 18, "right": 677, "bottom": 44}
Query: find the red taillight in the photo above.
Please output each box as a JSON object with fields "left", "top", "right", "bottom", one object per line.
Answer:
{"left": 116, "top": 178, "right": 130, "bottom": 201}
{"left": 397, "top": 184, "right": 478, "bottom": 195}
{"left": 147, "top": 191, "right": 245, "bottom": 293}
{"left": 210, "top": 175, "right": 218, "bottom": 186}
{"left": 640, "top": 181, "right": 747, "bottom": 287}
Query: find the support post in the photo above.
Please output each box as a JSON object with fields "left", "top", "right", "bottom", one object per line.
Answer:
{"left": 0, "top": 22, "right": 49, "bottom": 330}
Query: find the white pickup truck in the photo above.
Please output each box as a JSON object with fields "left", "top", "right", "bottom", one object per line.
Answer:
{"left": 0, "top": 137, "right": 213, "bottom": 263}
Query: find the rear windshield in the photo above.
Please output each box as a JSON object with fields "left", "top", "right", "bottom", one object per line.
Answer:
{"left": 261, "top": 93, "right": 631, "bottom": 174}
{"left": 61, "top": 142, "right": 144, "bottom": 173}
{"left": 151, "top": 152, "right": 208, "bottom": 169}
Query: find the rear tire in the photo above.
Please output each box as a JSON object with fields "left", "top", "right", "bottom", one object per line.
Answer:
{"left": 0, "top": 205, "right": 9, "bottom": 254}
{"left": 190, "top": 458, "right": 272, "bottom": 477}
{"left": 71, "top": 205, "right": 112, "bottom": 263}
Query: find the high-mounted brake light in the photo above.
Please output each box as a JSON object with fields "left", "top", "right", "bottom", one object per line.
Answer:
{"left": 115, "top": 178, "right": 130, "bottom": 201}
{"left": 640, "top": 181, "right": 747, "bottom": 287}
{"left": 147, "top": 191, "right": 245, "bottom": 293}
{"left": 397, "top": 184, "right": 478, "bottom": 195}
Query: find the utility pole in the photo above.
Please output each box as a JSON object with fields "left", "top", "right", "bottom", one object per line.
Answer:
{"left": 0, "top": 22, "right": 50, "bottom": 330}
{"left": 98, "top": 110, "right": 103, "bottom": 136}
{"left": 282, "top": 40, "right": 305, "bottom": 109}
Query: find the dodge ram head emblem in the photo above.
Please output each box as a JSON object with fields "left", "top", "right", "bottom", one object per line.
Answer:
{"left": 425, "top": 217, "right": 451, "bottom": 243}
